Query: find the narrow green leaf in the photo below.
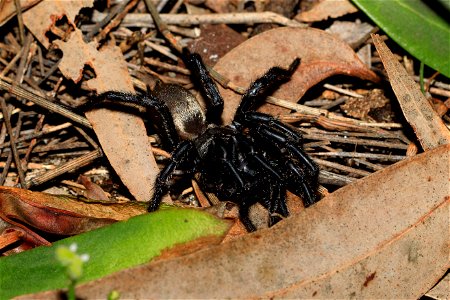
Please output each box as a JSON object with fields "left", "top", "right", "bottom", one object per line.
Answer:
{"left": 0, "top": 208, "right": 230, "bottom": 299}
{"left": 352, "top": 0, "right": 450, "bottom": 78}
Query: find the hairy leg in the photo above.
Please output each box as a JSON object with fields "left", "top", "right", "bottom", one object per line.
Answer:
{"left": 183, "top": 50, "right": 224, "bottom": 124}
{"left": 234, "top": 58, "right": 300, "bottom": 121}
{"left": 244, "top": 120, "right": 319, "bottom": 206}
{"left": 242, "top": 112, "right": 318, "bottom": 176}
{"left": 149, "top": 141, "right": 197, "bottom": 211}
{"left": 95, "top": 91, "right": 179, "bottom": 151}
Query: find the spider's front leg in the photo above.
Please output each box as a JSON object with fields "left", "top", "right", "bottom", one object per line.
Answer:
{"left": 94, "top": 91, "right": 180, "bottom": 152}
{"left": 234, "top": 57, "right": 300, "bottom": 122}
{"left": 149, "top": 140, "right": 198, "bottom": 212}
{"left": 183, "top": 49, "right": 224, "bottom": 124}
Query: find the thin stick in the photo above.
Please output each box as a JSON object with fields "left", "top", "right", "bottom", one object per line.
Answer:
{"left": 14, "top": 34, "right": 32, "bottom": 85}
{"left": 0, "top": 48, "right": 23, "bottom": 77}
{"left": 0, "top": 106, "right": 20, "bottom": 186}
{"left": 26, "top": 149, "right": 103, "bottom": 187}
{"left": 352, "top": 158, "right": 384, "bottom": 171}
{"left": 314, "top": 158, "right": 371, "bottom": 177}
{"left": 323, "top": 83, "right": 363, "bottom": 98}
{"left": 86, "top": 1, "right": 127, "bottom": 41}
{"left": 21, "top": 114, "right": 45, "bottom": 175}
{"left": 312, "top": 151, "right": 405, "bottom": 162}
{"left": 13, "top": 0, "right": 25, "bottom": 45}
{"left": 303, "top": 132, "right": 408, "bottom": 149}
{"left": 144, "top": 57, "right": 190, "bottom": 74}
{"left": 143, "top": 40, "right": 179, "bottom": 61}
{"left": 144, "top": 0, "right": 182, "bottom": 53}
{"left": 95, "top": 0, "right": 139, "bottom": 42}
{"left": 0, "top": 98, "right": 26, "bottom": 186}
{"left": 318, "top": 169, "right": 355, "bottom": 186}
{"left": 267, "top": 96, "right": 403, "bottom": 129}
{"left": 0, "top": 122, "right": 72, "bottom": 149}
{"left": 92, "top": 11, "right": 306, "bottom": 28}
{"left": 0, "top": 77, "right": 92, "bottom": 128}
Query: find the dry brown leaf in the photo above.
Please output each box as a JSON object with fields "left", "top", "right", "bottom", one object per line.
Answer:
{"left": 425, "top": 272, "right": 450, "bottom": 300}
{"left": 295, "top": 0, "right": 358, "bottom": 22}
{"left": 0, "top": 186, "right": 146, "bottom": 235}
{"left": 214, "top": 27, "right": 379, "bottom": 123}
{"left": 340, "top": 89, "right": 390, "bottom": 121}
{"left": 0, "top": 0, "right": 41, "bottom": 26}
{"left": 35, "top": 144, "right": 449, "bottom": 299}
{"left": 23, "top": 3, "right": 160, "bottom": 202}
{"left": 0, "top": 229, "right": 21, "bottom": 250}
{"left": 372, "top": 34, "right": 450, "bottom": 150}
{"left": 53, "top": 29, "right": 134, "bottom": 92}
{"left": 78, "top": 175, "right": 109, "bottom": 201}
{"left": 0, "top": 227, "right": 48, "bottom": 255}
{"left": 326, "top": 21, "right": 374, "bottom": 49}
{"left": 188, "top": 24, "right": 246, "bottom": 65}
{"left": 22, "top": 0, "right": 94, "bottom": 48}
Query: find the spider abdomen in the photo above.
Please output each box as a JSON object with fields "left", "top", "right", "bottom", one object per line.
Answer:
{"left": 153, "top": 82, "right": 206, "bottom": 140}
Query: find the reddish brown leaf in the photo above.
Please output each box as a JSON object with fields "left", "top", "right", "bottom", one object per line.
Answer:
{"left": 213, "top": 27, "right": 379, "bottom": 123}
{"left": 0, "top": 227, "right": 48, "bottom": 255}
{"left": 0, "top": 229, "right": 22, "bottom": 250}
{"left": 44, "top": 144, "right": 449, "bottom": 299}
{"left": 0, "top": 186, "right": 146, "bottom": 235}
{"left": 78, "top": 175, "right": 109, "bottom": 201}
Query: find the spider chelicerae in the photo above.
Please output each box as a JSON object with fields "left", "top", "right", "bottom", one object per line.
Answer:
{"left": 96, "top": 50, "right": 320, "bottom": 231}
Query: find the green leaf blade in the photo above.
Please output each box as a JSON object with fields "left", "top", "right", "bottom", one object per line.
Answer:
{"left": 353, "top": 0, "right": 450, "bottom": 78}
{"left": 0, "top": 208, "right": 230, "bottom": 299}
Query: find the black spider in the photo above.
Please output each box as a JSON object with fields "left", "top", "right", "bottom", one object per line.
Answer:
{"left": 96, "top": 51, "right": 320, "bottom": 231}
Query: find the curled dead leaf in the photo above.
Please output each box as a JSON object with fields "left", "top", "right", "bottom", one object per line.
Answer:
{"left": 0, "top": 187, "right": 146, "bottom": 235}
{"left": 78, "top": 175, "right": 109, "bottom": 201}
{"left": 214, "top": 27, "right": 379, "bottom": 123}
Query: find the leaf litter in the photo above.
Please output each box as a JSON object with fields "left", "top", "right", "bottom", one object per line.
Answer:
{"left": 0, "top": 0, "right": 449, "bottom": 298}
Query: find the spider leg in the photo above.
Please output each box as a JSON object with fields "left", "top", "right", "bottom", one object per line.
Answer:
{"left": 95, "top": 91, "right": 179, "bottom": 152}
{"left": 268, "top": 183, "right": 288, "bottom": 227}
{"left": 149, "top": 140, "right": 198, "bottom": 212}
{"left": 243, "top": 112, "right": 318, "bottom": 176}
{"left": 238, "top": 203, "right": 257, "bottom": 232}
{"left": 210, "top": 138, "right": 258, "bottom": 232}
{"left": 244, "top": 120, "right": 319, "bottom": 206}
{"left": 234, "top": 58, "right": 300, "bottom": 121}
{"left": 183, "top": 49, "right": 224, "bottom": 124}
{"left": 232, "top": 135, "right": 289, "bottom": 217}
